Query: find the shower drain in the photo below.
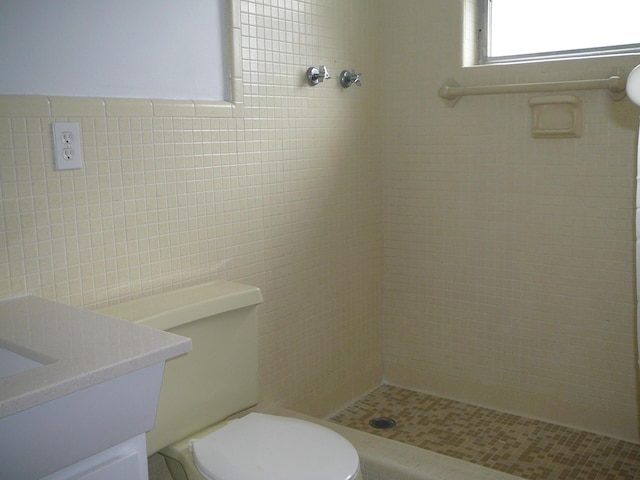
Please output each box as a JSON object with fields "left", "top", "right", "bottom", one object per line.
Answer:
{"left": 368, "top": 416, "right": 397, "bottom": 430}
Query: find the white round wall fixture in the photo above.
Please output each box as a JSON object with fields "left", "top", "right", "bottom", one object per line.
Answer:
{"left": 627, "top": 64, "right": 640, "bottom": 106}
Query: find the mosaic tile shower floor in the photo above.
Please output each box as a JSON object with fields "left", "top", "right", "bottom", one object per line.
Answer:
{"left": 330, "top": 385, "right": 640, "bottom": 480}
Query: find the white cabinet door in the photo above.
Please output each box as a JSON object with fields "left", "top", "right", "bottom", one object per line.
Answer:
{"left": 42, "top": 435, "right": 148, "bottom": 480}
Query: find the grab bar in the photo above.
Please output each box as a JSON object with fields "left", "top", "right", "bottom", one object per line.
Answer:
{"left": 438, "top": 75, "right": 626, "bottom": 106}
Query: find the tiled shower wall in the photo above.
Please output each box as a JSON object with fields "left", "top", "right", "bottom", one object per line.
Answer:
{"left": 2, "top": 0, "right": 640, "bottom": 448}
{"left": 0, "top": 0, "right": 383, "bottom": 416}
{"left": 380, "top": 1, "right": 640, "bottom": 442}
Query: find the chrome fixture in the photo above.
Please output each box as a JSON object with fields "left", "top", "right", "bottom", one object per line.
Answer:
{"left": 340, "top": 70, "right": 362, "bottom": 88}
{"left": 306, "top": 65, "right": 331, "bottom": 86}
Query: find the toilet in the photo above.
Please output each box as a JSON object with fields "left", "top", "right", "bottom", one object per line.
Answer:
{"left": 98, "top": 281, "right": 361, "bottom": 480}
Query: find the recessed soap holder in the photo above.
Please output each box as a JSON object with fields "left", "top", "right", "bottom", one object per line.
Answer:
{"left": 529, "top": 95, "right": 582, "bottom": 138}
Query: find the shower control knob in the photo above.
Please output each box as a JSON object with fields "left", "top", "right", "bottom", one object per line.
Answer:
{"left": 340, "top": 70, "right": 362, "bottom": 88}
{"left": 306, "top": 65, "right": 331, "bottom": 86}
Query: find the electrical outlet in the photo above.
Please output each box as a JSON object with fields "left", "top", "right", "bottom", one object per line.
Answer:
{"left": 53, "top": 122, "right": 83, "bottom": 170}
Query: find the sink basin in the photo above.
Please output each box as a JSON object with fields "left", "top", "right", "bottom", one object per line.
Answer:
{"left": 0, "top": 295, "right": 192, "bottom": 479}
{"left": 0, "top": 341, "right": 55, "bottom": 379}
{"left": 0, "top": 348, "right": 43, "bottom": 378}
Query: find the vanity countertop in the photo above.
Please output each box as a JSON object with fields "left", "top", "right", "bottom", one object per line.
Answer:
{"left": 0, "top": 295, "right": 191, "bottom": 418}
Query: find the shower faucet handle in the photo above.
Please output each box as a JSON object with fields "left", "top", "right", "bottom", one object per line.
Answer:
{"left": 340, "top": 70, "right": 362, "bottom": 88}
{"left": 306, "top": 65, "right": 331, "bottom": 86}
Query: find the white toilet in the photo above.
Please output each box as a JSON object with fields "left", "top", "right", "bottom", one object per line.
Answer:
{"left": 99, "top": 281, "right": 361, "bottom": 480}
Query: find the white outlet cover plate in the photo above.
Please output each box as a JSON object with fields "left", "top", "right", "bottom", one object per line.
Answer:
{"left": 53, "top": 122, "right": 82, "bottom": 170}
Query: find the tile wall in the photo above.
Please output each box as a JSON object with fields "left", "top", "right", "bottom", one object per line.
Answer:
{"left": 1, "top": 0, "right": 639, "bottom": 457}
{"left": 380, "top": 0, "right": 640, "bottom": 442}
{"left": 0, "top": 0, "right": 383, "bottom": 417}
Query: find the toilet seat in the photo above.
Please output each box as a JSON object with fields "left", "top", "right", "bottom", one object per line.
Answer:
{"left": 190, "top": 413, "right": 360, "bottom": 480}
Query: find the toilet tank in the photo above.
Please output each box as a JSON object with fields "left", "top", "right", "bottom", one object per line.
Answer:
{"left": 98, "top": 280, "right": 263, "bottom": 455}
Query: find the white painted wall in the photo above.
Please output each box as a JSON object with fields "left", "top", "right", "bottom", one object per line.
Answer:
{"left": 0, "top": 0, "right": 227, "bottom": 101}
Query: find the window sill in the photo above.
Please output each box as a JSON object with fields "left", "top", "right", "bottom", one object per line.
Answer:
{"left": 0, "top": 95, "right": 243, "bottom": 119}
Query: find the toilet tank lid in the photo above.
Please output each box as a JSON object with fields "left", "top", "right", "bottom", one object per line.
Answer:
{"left": 97, "top": 280, "right": 263, "bottom": 331}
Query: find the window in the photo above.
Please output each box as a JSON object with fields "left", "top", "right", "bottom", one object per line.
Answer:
{"left": 478, "top": 0, "right": 640, "bottom": 64}
{"left": 0, "top": 0, "right": 230, "bottom": 102}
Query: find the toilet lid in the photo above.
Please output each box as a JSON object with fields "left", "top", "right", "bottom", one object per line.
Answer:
{"left": 191, "top": 413, "right": 360, "bottom": 480}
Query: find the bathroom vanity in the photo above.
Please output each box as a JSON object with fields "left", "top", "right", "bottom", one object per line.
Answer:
{"left": 0, "top": 295, "right": 191, "bottom": 480}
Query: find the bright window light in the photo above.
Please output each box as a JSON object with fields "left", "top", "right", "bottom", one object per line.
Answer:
{"left": 487, "top": 0, "right": 640, "bottom": 59}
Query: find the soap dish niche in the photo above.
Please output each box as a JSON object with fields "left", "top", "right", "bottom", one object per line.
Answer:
{"left": 529, "top": 94, "right": 582, "bottom": 138}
